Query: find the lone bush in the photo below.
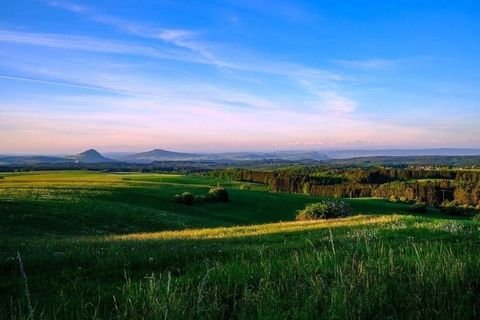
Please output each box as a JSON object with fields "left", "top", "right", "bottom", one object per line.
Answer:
{"left": 440, "top": 201, "right": 468, "bottom": 216}
{"left": 206, "top": 187, "right": 229, "bottom": 202}
{"left": 409, "top": 202, "right": 427, "bottom": 213}
{"left": 296, "top": 200, "right": 352, "bottom": 221}
{"left": 389, "top": 195, "right": 399, "bottom": 203}
{"left": 174, "top": 192, "right": 194, "bottom": 205}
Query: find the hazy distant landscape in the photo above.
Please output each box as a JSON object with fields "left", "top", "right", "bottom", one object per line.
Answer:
{"left": 3, "top": 147, "right": 480, "bottom": 165}
{"left": 2, "top": 0, "right": 480, "bottom": 319}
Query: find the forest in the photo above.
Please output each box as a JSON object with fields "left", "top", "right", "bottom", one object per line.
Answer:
{"left": 209, "top": 167, "right": 480, "bottom": 208}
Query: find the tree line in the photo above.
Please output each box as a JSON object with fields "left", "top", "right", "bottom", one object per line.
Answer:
{"left": 208, "top": 168, "right": 480, "bottom": 207}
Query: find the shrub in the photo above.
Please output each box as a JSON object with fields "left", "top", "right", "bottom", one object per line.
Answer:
{"left": 440, "top": 201, "right": 469, "bottom": 216}
{"left": 296, "top": 200, "right": 352, "bottom": 221}
{"left": 442, "top": 200, "right": 457, "bottom": 207}
{"left": 174, "top": 192, "right": 194, "bottom": 205}
{"left": 409, "top": 202, "right": 427, "bottom": 213}
{"left": 473, "top": 214, "right": 480, "bottom": 222}
{"left": 240, "top": 184, "right": 251, "bottom": 190}
{"left": 206, "top": 187, "right": 229, "bottom": 202}
{"left": 399, "top": 196, "right": 408, "bottom": 203}
{"left": 389, "top": 196, "right": 399, "bottom": 203}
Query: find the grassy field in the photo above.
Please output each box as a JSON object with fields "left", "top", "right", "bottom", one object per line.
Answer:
{"left": 1, "top": 171, "right": 479, "bottom": 319}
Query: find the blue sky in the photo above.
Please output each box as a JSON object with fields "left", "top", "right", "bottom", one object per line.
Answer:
{"left": 1, "top": 0, "right": 479, "bottom": 153}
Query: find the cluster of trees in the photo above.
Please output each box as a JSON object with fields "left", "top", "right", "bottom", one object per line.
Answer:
{"left": 174, "top": 187, "right": 230, "bottom": 205}
{"left": 296, "top": 200, "right": 352, "bottom": 220}
{"left": 208, "top": 168, "right": 480, "bottom": 207}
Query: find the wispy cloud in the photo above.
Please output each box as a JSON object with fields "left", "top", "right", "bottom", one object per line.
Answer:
{"left": 45, "top": 0, "right": 223, "bottom": 66}
{"left": 298, "top": 79, "right": 357, "bottom": 113}
{"left": 0, "top": 64, "right": 283, "bottom": 113}
{"left": 46, "top": 0, "right": 87, "bottom": 13}
{"left": 0, "top": 2, "right": 360, "bottom": 142}
{"left": 47, "top": 0, "right": 204, "bottom": 51}
{"left": 42, "top": 1, "right": 340, "bottom": 82}
{"left": 335, "top": 59, "right": 397, "bottom": 70}
{"left": 313, "top": 91, "right": 357, "bottom": 113}
{"left": 0, "top": 28, "right": 341, "bottom": 86}
{"left": 0, "top": 29, "right": 205, "bottom": 64}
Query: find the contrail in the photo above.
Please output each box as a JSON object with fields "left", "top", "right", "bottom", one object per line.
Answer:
{"left": 0, "top": 74, "right": 166, "bottom": 99}
{"left": 0, "top": 74, "right": 121, "bottom": 93}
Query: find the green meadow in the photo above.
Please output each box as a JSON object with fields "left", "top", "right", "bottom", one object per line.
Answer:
{"left": 1, "top": 171, "right": 479, "bottom": 319}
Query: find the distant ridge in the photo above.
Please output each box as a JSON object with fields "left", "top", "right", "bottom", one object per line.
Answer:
{"left": 123, "top": 149, "right": 199, "bottom": 163}
{"left": 119, "top": 149, "right": 329, "bottom": 163}
{"left": 327, "top": 155, "right": 480, "bottom": 167}
{"left": 1, "top": 148, "right": 480, "bottom": 166}
{"left": 0, "top": 155, "right": 69, "bottom": 165}
{"left": 325, "top": 148, "right": 480, "bottom": 159}
{"left": 205, "top": 151, "right": 329, "bottom": 161}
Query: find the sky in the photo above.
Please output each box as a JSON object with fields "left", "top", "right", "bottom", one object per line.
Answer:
{"left": 0, "top": 0, "right": 479, "bottom": 153}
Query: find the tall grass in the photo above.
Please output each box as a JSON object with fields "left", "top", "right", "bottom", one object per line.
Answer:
{"left": 4, "top": 216, "right": 480, "bottom": 319}
{"left": 104, "top": 241, "right": 479, "bottom": 319}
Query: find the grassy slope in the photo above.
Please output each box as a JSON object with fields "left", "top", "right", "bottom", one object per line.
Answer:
{"left": 1, "top": 171, "right": 479, "bottom": 319}
{"left": 0, "top": 171, "right": 423, "bottom": 236}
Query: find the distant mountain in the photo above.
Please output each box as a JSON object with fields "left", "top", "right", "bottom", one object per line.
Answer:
{"left": 68, "top": 149, "right": 116, "bottom": 163}
{"left": 122, "top": 149, "right": 200, "bottom": 163}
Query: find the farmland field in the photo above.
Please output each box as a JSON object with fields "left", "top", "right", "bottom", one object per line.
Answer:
{"left": 1, "top": 171, "right": 479, "bottom": 319}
